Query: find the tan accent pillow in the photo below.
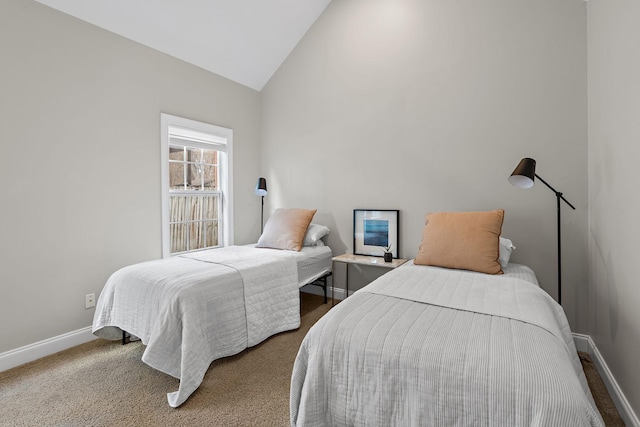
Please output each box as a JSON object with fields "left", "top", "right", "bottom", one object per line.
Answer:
{"left": 414, "top": 210, "right": 504, "bottom": 274}
{"left": 256, "top": 208, "right": 317, "bottom": 251}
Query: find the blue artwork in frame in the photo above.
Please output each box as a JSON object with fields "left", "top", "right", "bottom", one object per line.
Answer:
{"left": 353, "top": 209, "right": 399, "bottom": 258}
{"left": 363, "top": 219, "right": 389, "bottom": 247}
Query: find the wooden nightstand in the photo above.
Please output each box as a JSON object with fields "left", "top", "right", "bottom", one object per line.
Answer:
{"left": 331, "top": 254, "right": 408, "bottom": 305}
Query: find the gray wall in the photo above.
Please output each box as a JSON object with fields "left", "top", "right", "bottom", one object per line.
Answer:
{"left": 261, "top": 0, "right": 589, "bottom": 330}
{"left": 588, "top": 0, "right": 640, "bottom": 415}
{"left": 0, "top": 0, "right": 261, "bottom": 353}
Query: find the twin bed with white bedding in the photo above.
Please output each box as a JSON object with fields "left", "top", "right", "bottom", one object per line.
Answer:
{"left": 92, "top": 208, "right": 331, "bottom": 409}
{"left": 291, "top": 209, "right": 604, "bottom": 426}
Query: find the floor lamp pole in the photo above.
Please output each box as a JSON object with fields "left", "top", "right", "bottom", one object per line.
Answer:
{"left": 260, "top": 196, "right": 264, "bottom": 234}
{"left": 534, "top": 173, "right": 576, "bottom": 306}
{"left": 255, "top": 177, "right": 268, "bottom": 235}
{"left": 556, "top": 192, "right": 562, "bottom": 305}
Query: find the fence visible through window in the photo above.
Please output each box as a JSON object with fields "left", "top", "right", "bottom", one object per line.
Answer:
{"left": 169, "top": 145, "right": 220, "bottom": 254}
{"left": 169, "top": 194, "right": 219, "bottom": 253}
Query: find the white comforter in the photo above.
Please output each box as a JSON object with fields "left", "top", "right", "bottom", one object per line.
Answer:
{"left": 93, "top": 246, "right": 299, "bottom": 407}
{"left": 291, "top": 262, "right": 604, "bottom": 426}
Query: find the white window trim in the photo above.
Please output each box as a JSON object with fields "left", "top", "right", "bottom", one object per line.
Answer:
{"left": 160, "top": 113, "right": 234, "bottom": 258}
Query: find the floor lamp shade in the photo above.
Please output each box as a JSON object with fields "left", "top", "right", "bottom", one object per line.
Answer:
{"left": 508, "top": 157, "right": 536, "bottom": 189}
{"left": 255, "top": 177, "right": 267, "bottom": 196}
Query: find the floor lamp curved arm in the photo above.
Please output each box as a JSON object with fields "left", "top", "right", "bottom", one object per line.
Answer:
{"left": 534, "top": 173, "right": 576, "bottom": 210}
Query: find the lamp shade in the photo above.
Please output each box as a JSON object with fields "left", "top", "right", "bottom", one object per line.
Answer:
{"left": 255, "top": 177, "right": 267, "bottom": 196}
{"left": 508, "top": 157, "right": 536, "bottom": 189}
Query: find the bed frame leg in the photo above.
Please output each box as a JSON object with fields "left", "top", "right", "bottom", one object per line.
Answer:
{"left": 324, "top": 282, "right": 327, "bottom": 304}
{"left": 122, "top": 330, "right": 131, "bottom": 345}
{"left": 323, "top": 275, "right": 328, "bottom": 304}
{"left": 301, "top": 272, "right": 332, "bottom": 304}
{"left": 314, "top": 274, "right": 329, "bottom": 304}
{"left": 318, "top": 273, "right": 331, "bottom": 304}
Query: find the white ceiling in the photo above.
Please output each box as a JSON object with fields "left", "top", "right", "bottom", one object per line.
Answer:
{"left": 35, "top": 0, "right": 331, "bottom": 91}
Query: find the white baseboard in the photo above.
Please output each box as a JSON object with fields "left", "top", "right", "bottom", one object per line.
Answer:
{"left": 0, "top": 326, "right": 97, "bottom": 373}
{"left": 573, "top": 333, "right": 640, "bottom": 427}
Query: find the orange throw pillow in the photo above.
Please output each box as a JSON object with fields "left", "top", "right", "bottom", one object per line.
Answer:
{"left": 414, "top": 210, "right": 504, "bottom": 274}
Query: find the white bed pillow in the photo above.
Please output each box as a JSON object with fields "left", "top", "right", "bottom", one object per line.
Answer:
{"left": 499, "top": 237, "right": 516, "bottom": 269}
{"left": 303, "top": 224, "right": 330, "bottom": 246}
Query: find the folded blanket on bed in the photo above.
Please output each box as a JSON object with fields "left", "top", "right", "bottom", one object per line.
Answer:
{"left": 181, "top": 246, "right": 299, "bottom": 347}
{"left": 93, "top": 246, "right": 298, "bottom": 407}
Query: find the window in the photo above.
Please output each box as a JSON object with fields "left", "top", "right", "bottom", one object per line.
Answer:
{"left": 160, "top": 114, "right": 233, "bottom": 257}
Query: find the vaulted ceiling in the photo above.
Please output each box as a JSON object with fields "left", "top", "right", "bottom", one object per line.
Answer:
{"left": 35, "top": 0, "right": 332, "bottom": 91}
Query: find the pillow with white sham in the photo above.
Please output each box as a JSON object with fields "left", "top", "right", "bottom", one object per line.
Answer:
{"left": 303, "top": 223, "right": 330, "bottom": 246}
{"left": 499, "top": 237, "right": 516, "bottom": 269}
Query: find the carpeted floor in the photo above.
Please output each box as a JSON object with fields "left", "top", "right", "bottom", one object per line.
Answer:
{"left": 579, "top": 352, "right": 626, "bottom": 426}
{"left": 0, "top": 293, "right": 625, "bottom": 426}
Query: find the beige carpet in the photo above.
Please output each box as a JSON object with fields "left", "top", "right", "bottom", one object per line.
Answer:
{"left": 579, "top": 352, "right": 626, "bottom": 426}
{"left": 0, "top": 293, "right": 624, "bottom": 426}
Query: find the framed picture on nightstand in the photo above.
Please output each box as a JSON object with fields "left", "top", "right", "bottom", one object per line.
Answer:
{"left": 353, "top": 209, "right": 399, "bottom": 258}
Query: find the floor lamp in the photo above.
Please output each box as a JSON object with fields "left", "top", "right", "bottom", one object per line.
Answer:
{"left": 509, "top": 157, "right": 575, "bottom": 305}
{"left": 255, "top": 177, "right": 268, "bottom": 234}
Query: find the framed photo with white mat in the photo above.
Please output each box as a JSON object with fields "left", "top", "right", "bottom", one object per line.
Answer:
{"left": 353, "top": 209, "right": 399, "bottom": 258}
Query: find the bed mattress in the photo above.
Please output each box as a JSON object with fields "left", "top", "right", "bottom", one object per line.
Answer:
{"left": 501, "top": 261, "right": 540, "bottom": 285}
{"left": 289, "top": 245, "right": 333, "bottom": 287}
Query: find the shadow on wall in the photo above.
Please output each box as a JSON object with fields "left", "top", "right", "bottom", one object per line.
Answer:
{"left": 591, "top": 226, "right": 619, "bottom": 342}
{"left": 314, "top": 212, "right": 346, "bottom": 256}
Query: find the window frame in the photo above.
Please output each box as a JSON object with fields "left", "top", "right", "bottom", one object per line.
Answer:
{"left": 160, "top": 113, "right": 234, "bottom": 258}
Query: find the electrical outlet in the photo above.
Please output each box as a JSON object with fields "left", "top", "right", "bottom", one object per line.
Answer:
{"left": 85, "top": 293, "right": 96, "bottom": 309}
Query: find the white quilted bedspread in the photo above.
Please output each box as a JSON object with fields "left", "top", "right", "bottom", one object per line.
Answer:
{"left": 290, "top": 262, "right": 603, "bottom": 426}
{"left": 93, "top": 246, "right": 298, "bottom": 407}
